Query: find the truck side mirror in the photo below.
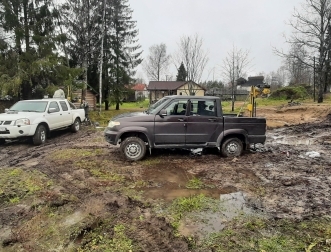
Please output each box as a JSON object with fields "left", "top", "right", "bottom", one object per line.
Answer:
{"left": 4, "top": 108, "right": 8, "bottom": 113}
{"left": 48, "top": 108, "right": 57, "bottom": 113}
{"left": 159, "top": 109, "right": 167, "bottom": 117}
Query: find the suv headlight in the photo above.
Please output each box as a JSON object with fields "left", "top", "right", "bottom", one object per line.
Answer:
{"left": 15, "top": 118, "right": 30, "bottom": 126}
{"left": 107, "top": 121, "right": 120, "bottom": 128}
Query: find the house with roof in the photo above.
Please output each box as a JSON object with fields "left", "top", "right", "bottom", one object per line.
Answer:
{"left": 236, "top": 76, "right": 265, "bottom": 91}
{"left": 147, "top": 81, "right": 205, "bottom": 102}
{"left": 131, "top": 83, "right": 149, "bottom": 101}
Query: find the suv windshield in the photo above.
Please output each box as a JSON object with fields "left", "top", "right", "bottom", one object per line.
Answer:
{"left": 10, "top": 101, "right": 48, "bottom": 112}
{"left": 146, "top": 97, "right": 170, "bottom": 114}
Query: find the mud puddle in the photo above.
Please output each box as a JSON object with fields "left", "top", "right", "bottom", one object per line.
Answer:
{"left": 140, "top": 164, "right": 226, "bottom": 201}
{"left": 179, "top": 192, "right": 261, "bottom": 237}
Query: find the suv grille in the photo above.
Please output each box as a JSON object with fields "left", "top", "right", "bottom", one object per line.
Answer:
{"left": 0, "top": 121, "right": 12, "bottom": 125}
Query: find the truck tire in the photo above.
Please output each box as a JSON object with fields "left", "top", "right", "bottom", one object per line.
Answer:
{"left": 71, "top": 118, "right": 81, "bottom": 133}
{"left": 0, "top": 139, "right": 5, "bottom": 145}
{"left": 221, "top": 137, "right": 243, "bottom": 157}
{"left": 120, "top": 137, "right": 146, "bottom": 161}
{"left": 33, "top": 125, "right": 47, "bottom": 145}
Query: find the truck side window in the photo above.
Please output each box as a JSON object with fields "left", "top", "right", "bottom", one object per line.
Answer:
{"left": 163, "top": 100, "right": 188, "bottom": 115}
{"left": 59, "top": 101, "right": 69, "bottom": 111}
{"left": 191, "top": 100, "right": 216, "bottom": 116}
{"left": 49, "top": 101, "right": 60, "bottom": 112}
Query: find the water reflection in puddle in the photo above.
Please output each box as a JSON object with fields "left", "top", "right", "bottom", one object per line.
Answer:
{"left": 179, "top": 191, "right": 256, "bottom": 237}
{"left": 270, "top": 135, "right": 314, "bottom": 146}
{"left": 140, "top": 165, "right": 234, "bottom": 201}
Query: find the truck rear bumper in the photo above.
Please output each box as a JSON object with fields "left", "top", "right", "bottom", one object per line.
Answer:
{"left": 248, "top": 135, "right": 266, "bottom": 144}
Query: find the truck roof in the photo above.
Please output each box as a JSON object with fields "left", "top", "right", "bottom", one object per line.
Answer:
{"left": 164, "top": 95, "right": 220, "bottom": 99}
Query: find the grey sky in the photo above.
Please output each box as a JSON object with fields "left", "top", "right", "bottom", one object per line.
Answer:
{"left": 129, "top": 0, "right": 303, "bottom": 83}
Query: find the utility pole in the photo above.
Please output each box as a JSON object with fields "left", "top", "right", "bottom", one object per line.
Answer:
{"left": 313, "top": 56, "right": 315, "bottom": 102}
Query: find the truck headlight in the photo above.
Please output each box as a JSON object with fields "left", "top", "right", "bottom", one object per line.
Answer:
{"left": 15, "top": 118, "right": 30, "bottom": 126}
{"left": 107, "top": 121, "right": 120, "bottom": 128}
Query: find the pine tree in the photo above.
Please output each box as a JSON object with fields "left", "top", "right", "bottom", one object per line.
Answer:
{"left": 0, "top": 0, "right": 64, "bottom": 99}
{"left": 176, "top": 62, "right": 187, "bottom": 81}
{"left": 106, "top": 0, "right": 142, "bottom": 110}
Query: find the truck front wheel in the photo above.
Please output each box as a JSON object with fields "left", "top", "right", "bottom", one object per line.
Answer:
{"left": 33, "top": 125, "right": 47, "bottom": 145}
{"left": 120, "top": 137, "right": 146, "bottom": 161}
{"left": 221, "top": 138, "right": 243, "bottom": 157}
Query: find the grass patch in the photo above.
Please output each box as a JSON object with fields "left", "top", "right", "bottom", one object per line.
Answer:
{"left": 165, "top": 194, "right": 218, "bottom": 231}
{"left": 0, "top": 168, "right": 52, "bottom": 204}
{"left": 199, "top": 216, "right": 331, "bottom": 252}
{"left": 75, "top": 222, "right": 134, "bottom": 252}
{"left": 186, "top": 177, "right": 205, "bottom": 189}
{"left": 50, "top": 149, "right": 105, "bottom": 160}
{"left": 75, "top": 160, "right": 125, "bottom": 183}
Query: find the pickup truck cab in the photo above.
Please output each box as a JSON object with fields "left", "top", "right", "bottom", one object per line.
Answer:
{"left": 104, "top": 95, "right": 266, "bottom": 161}
{"left": 0, "top": 98, "right": 85, "bottom": 145}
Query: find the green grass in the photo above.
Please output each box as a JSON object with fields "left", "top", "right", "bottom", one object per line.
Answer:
{"left": 0, "top": 168, "right": 52, "bottom": 204}
{"left": 186, "top": 177, "right": 205, "bottom": 189}
{"left": 199, "top": 216, "right": 331, "bottom": 252}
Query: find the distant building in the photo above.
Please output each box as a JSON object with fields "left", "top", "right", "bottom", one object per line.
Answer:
{"left": 147, "top": 81, "right": 205, "bottom": 102}
{"left": 131, "top": 83, "right": 149, "bottom": 101}
{"left": 236, "top": 76, "right": 265, "bottom": 92}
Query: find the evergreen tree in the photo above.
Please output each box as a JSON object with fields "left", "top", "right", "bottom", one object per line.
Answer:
{"left": 106, "top": 0, "right": 142, "bottom": 110}
{"left": 176, "top": 62, "right": 187, "bottom": 81}
{"left": 0, "top": 0, "right": 67, "bottom": 99}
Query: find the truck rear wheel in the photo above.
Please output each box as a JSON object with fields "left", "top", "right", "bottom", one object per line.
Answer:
{"left": 120, "top": 137, "right": 146, "bottom": 161}
{"left": 33, "top": 125, "right": 47, "bottom": 145}
{"left": 0, "top": 139, "right": 5, "bottom": 145}
{"left": 221, "top": 137, "right": 243, "bottom": 157}
{"left": 71, "top": 118, "right": 81, "bottom": 132}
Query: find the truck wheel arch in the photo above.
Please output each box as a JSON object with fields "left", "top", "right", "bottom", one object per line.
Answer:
{"left": 119, "top": 131, "right": 150, "bottom": 147}
{"left": 217, "top": 130, "right": 248, "bottom": 149}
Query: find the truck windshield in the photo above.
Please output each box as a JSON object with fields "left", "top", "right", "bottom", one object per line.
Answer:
{"left": 9, "top": 101, "right": 48, "bottom": 112}
{"left": 146, "top": 97, "right": 170, "bottom": 114}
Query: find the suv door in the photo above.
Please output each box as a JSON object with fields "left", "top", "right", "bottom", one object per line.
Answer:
{"left": 59, "top": 101, "right": 72, "bottom": 126}
{"left": 154, "top": 99, "right": 188, "bottom": 145}
{"left": 185, "top": 99, "right": 222, "bottom": 146}
{"left": 45, "top": 101, "right": 62, "bottom": 129}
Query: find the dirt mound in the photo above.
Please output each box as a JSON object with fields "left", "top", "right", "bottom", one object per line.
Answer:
{"left": 256, "top": 104, "right": 331, "bottom": 128}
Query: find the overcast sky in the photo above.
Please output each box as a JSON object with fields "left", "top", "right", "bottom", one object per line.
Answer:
{"left": 129, "top": 0, "right": 303, "bottom": 83}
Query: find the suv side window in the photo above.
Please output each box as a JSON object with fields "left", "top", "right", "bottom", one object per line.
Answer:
{"left": 49, "top": 101, "right": 60, "bottom": 112}
{"left": 163, "top": 100, "right": 188, "bottom": 116}
{"left": 190, "top": 99, "right": 216, "bottom": 116}
{"left": 59, "top": 101, "right": 69, "bottom": 111}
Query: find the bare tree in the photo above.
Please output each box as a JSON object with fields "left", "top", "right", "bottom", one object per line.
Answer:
{"left": 275, "top": 0, "right": 331, "bottom": 102}
{"left": 143, "top": 43, "right": 170, "bottom": 81}
{"left": 285, "top": 44, "right": 312, "bottom": 85}
{"left": 221, "top": 45, "right": 252, "bottom": 111}
{"left": 174, "top": 34, "right": 208, "bottom": 94}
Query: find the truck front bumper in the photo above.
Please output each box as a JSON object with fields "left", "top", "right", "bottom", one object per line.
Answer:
{"left": 0, "top": 125, "right": 36, "bottom": 139}
{"left": 104, "top": 128, "right": 119, "bottom": 145}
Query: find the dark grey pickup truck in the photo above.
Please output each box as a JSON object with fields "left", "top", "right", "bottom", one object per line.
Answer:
{"left": 104, "top": 95, "right": 266, "bottom": 161}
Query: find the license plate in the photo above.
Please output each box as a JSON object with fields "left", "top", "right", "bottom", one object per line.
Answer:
{"left": 0, "top": 127, "right": 6, "bottom": 132}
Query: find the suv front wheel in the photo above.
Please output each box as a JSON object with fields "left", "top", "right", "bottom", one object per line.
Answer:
{"left": 120, "top": 137, "right": 146, "bottom": 161}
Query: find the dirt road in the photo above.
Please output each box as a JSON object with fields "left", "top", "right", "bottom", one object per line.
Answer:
{"left": 0, "top": 104, "right": 330, "bottom": 251}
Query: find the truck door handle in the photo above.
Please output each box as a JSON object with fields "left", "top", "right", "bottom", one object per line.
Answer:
{"left": 208, "top": 118, "right": 216, "bottom": 122}
{"left": 178, "top": 118, "right": 185, "bottom": 122}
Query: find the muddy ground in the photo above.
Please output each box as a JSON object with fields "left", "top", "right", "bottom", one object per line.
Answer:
{"left": 0, "top": 104, "right": 331, "bottom": 251}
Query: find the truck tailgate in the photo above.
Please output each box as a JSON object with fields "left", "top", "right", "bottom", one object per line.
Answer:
{"left": 223, "top": 116, "right": 266, "bottom": 136}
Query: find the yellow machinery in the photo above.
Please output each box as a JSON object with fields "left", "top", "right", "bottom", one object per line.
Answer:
{"left": 237, "top": 84, "right": 270, "bottom": 117}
